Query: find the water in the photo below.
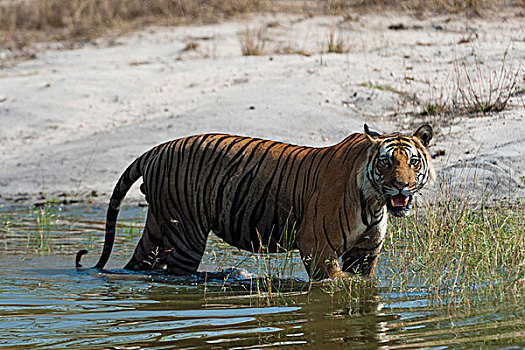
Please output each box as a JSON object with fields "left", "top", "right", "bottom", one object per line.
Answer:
{"left": 0, "top": 205, "right": 524, "bottom": 349}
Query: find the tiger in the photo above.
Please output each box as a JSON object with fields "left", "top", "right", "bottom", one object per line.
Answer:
{"left": 76, "top": 124, "right": 435, "bottom": 280}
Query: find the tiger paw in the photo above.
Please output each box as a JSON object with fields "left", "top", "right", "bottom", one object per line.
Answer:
{"left": 329, "top": 270, "right": 349, "bottom": 279}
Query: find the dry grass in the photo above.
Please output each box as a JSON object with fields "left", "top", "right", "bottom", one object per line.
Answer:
{"left": 454, "top": 48, "right": 522, "bottom": 115}
{"left": 301, "top": 0, "right": 519, "bottom": 16}
{"left": 238, "top": 26, "right": 267, "bottom": 56}
{"left": 1, "top": 0, "right": 522, "bottom": 50}
{"left": 325, "top": 26, "right": 350, "bottom": 54}
{"left": 412, "top": 46, "right": 522, "bottom": 121}
{"left": 0, "top": 0, "right": 271, "bottom": 50}
{"left": 273, "top": 44, "right": 311, "bottom": 56}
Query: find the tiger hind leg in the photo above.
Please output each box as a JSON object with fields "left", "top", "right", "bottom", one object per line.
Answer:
{"left": 124, "top": 210, "right": 167, "bottom": 271}
{"left": 162, "top": 221, "right": 209, "bottom": 275}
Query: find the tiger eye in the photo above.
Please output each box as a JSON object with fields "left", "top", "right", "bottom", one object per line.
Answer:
{"left": 409, "top": 157, "right": 420, "bottom": 167}
{"left": 378, "top": 156, "right": 390, "bottom": 167}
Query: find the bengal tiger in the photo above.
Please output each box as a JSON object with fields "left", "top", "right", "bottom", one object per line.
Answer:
{"left": 76, "top": 124, "right": 434, "bottom": 280}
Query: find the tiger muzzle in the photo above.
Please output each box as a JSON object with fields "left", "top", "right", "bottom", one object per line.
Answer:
{"left": 386, "top": 183, "right": 413, "bottom": 217}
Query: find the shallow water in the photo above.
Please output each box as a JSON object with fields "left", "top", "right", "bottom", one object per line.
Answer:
{"left": 0, "top": 205, "right": 523, "bottom": 349}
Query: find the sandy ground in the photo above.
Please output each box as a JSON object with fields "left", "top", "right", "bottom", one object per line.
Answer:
{"left": 0, "top": 11, "right": 524, "bottom": 206}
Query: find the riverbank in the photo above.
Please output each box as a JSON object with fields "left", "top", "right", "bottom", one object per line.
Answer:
{"left": 0, "top": 9, "right": 524, "bottom": 206}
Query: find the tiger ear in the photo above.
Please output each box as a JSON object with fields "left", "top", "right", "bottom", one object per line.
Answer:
{"left": 413, "top": 124, "right": 433, "bottom": 147}
{"left": 364, "top": 123, "right": 381, "bottom": 141}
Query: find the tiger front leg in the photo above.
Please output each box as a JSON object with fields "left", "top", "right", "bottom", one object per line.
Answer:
{"left": 124, "top": 210, "right": 167, "bottom": 271}
{"left": 296, "top": 236, "right": 347, "bottom": 280}
{"left": 341, "top": 248, "right": 379, "bottom": 278}
{"left": 301, "top": 253, "right": 348, "bottom": 280}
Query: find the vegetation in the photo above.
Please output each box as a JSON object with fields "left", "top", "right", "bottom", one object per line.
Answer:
{"left": 326, "top": 26, "right": 350, "bottom": 54}
{"left": 413, "top": 47, "right": 522, "bottom": 120}
{"left": 385, "top": 197, "right": 524, "bottom": 307}
{"left": 0, "top": 192, "right": 523, "bottom": 310}
{"left": 0, "top": 204, "right": 143, "bottom": 256}
{"left": 0, "top": 0, "right": 269, "bottom": 50}
{"left": 454, "top": 48, "right": 522, "bottom": 116}
{"left": 360, "top": 82, "right": 407, "bottom": 95}
{"left": 238, "top": 26, "right": 267, "bottom": 56}
{"left": 204, "top": 191, "right": 524, "bottom": 308}
{"left": 1, "top": 0, "right": 522, "bottom": 50}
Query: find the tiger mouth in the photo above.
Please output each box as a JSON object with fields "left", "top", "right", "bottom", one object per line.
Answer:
{"left": 386, "top": 194, "right": 413, "bottom": 217}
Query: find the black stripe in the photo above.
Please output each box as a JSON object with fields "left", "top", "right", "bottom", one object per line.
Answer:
{"left": 342, "top": 134, "right": 366, "bottom": 163}
{"left": 200, "top": 135, "right": 235, "bottom": 227}
{"left": 268, "top": 144, "right": 298, "bottom": 249}
{"left": 339, "top": 211, "right": 348, "bottom": 254}
{"left": 322, "top": 217, "right": 337, "bottom": 253}
{"left": 355, "top": 239, "right": 384, "bottom": 252}
{"left": 208, "top": 136, "right": 245, "bottom": 228}
{"left": 359, "top": 190, "right": 369, "bottom": 227}
{"left": 290, "top": 147, "right": 311, "bottom": 222}
{"left": 246, "top": 144, "right": 284, "bottom": 248}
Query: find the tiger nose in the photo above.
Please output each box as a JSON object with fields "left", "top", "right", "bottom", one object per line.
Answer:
{"left": 392, "top": 181, "right": 408, "bottom": 190}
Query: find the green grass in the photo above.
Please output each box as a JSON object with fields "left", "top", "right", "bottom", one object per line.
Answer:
{"left": 228, "top": 188, "right": 524, "bottom": 308}
{"left": 28, "top": 204, "right": 59, "bottom": 252}
{"left": 360, "top": 82, "right": 407, "bottom": 95}
{"left": 420, "top": 104, "right": 439, "bottom": 116}
{"left": 207, "top": 191, "right": 524, "bottom": 309}
{"left": 514, "top": 87, "right": 525, "bottom": 96}
{"left": 0, "top": 204, "right": 146, "bottom": 256}
{"left": 385, "top": 198, "right": 524, "bottom": 306}
{"left": 419, "top": 102, "right": 455, "bottom": 117}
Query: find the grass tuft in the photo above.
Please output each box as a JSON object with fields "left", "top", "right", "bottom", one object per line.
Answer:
{"left": 238, "top": 26, "right": 267, "bottom": 56}
{"left": 360, "top": 82, "right": 407, "bottom": 95}
{"left": 413, "top": 47, "right": 522, "bottom": 121}
{"left": 326, "top": 26, "right": 350, "bottom": 54}
{"left": 454, "top": 47, "right": 522, "bottom": 116}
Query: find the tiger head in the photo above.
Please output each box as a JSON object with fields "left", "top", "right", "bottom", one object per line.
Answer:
{"left": 363, "top": 124, "right": 435, "bottom": 217}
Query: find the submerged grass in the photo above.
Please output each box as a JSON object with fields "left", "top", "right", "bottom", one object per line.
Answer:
{"left": 0, "top": 204, "right": 145, "bottom": 256}
{"left": 29, "top": 204, "right": 58, "bottom": 252}
{"left": 0, "top": 203, "right": 61, "bottom": 253}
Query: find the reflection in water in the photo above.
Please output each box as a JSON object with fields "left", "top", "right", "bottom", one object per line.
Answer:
{"left": 0, "top": 205, "right": 524, "bottom": 348}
